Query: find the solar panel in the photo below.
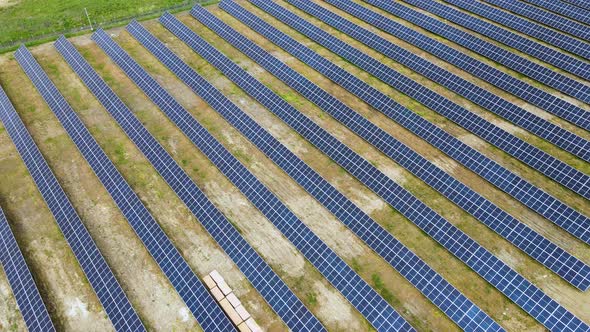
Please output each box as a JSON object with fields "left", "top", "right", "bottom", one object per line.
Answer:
{"left": 438, "top": 0, "right": 590, "bottom": 59}
{"left": 399, "top": 0, "right": 590, "bottom": 81}
{"left": 242, "top": 0, "right": 590, "bottom": 245}
{"left": 564, "top": 0, "right": 590, "bottom": 11}
{"left": 80, "top": 30, "right": 327, "bottom": 332}
{"left": 6, "top": 47, "right": 145, "bottom": 332}
{"left": 213, "top": 0, "right": 590, "bottom": 290}
{"left": 361, "top": 0, "right": 590, "bottom": 111}
{"left": 333, "top": 0, "right": 590, "bottom": 132}
{"left": 479, "top": 0, "right": 590, "bottom": 40}
{"left": 520, "top": 0, "right": 590, "bottom": 25}
{"left": 133, "top": 16, "right": 503, "bottom": 332}
{"left": 51, "top": 36, "right": 236, "bottom": 332}
{"left": 287, "top": 0, "right": 590, "bottom": 165}
{"left": 187, "top": 5, "right": 590, "bottom": 331}
{"left": 101, "top": 23, "right": 413, "bottom": 332}
{"left": 0, "top": 205, "right": 55, "bottom": 332}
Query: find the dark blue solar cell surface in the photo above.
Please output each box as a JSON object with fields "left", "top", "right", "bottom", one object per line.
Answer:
{"left": 123, "top": 20, "right": 414, "bottom": 332}
{"left": 242, "top": 0, "right": 590, "bottom": 248}
{"left": 0, "top": 204, "right": 55, "bottom": 332}
{"left": 480, "top": 0, "right": 590, "bottom": 40}
{"left": 218, "top": 0, "right": 590, "bottom": 290}
{"left": 362, "top": 0, "right": 590, "bottom": 112}
{"left": 520, "top": 0, "right": 590, "bottom": 24}
{"left": 333, "top": 0, "right": 590, "bottom": 131}
{"left": 9, "top": 46, "right": 145, "bottom": 332}
{"left": 564, "top": 0, "right": 590, "bottom": 11}
{"left": 287, "top": 0, "right": 590, "bottom": 164}
{"left": 439, "top": 0, "right": 590, "bottom": 59}
{"left": 188, "top": 4, "right": 590, "bottom": 331}
{"left": 89, "top": 28, "right": 326, "bottom": 332}
{"left": 399, "top": 0, "right": 590, "bottom": 81}
{"left": 53, "top": 36, "right": 235, "bottom": 332}
{"left": 142, "top": 13, "right": 503, "bottom": 331}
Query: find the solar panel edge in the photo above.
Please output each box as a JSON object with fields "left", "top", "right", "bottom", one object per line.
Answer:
{"left": 51, "top": 35, "right": 237, "bottom": 331}
{"left": 0, "top": 204, "right": 56, "bottom": 332}
{"left": 89, "top": 28, "right": 328, "bottom": 332}
{"left": 187, "top": 4, "right": 590, "bottom": 331}
{"left": 148, "top": 14, "right": 507, "bottom": 332}
{"left": 1, "top": 51, "right": 146, "bottom": 331}
{"left": 222, "top": 0, "right": 590, "bottom": 282}
{"left": 112, "top": 22, "right": 415, "bottom": 332}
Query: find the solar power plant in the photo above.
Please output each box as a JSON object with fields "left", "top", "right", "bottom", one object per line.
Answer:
{"left": 285, "top": 0, "right": 590, "bottom": 166}
{"left": 331, "top": 0, "right": 590, "bottom": 132}
{"left": 361, "top": 0, "right": 590, "bottom": 110}
{"left": 241, "top": 0, "right": 590, "bottom": 244}
{"left": 51, "top": 36, "right": 236, "bottom": 332}
{"left": 1, "top": 0, "right": 590, "bottom": 330}
{"left": 213, "top": 0, "right": 590, "bottom": 290}
{"left": 188, "top": 4, "right": 590, "bottom": 331}
{"left": 479, "top": 0, "right": 590, "bottom": 40}
{"left": 3, "top": 48, "right": 146, "bottom": 331}
{"left": 132, "top": 15, "right": 502, "bottom": 331}
{"left": 83, "top": 29, "right": 327, "bottom": 332}
{"left": 100, "top": 22, "right": 413, "bottom": 332}
{"left": 520, "top": 0, "right": 590, "bottom": 24}
{"left": 0, "top": 204, "right": 55, "bottom": 332}
{"left": 437, "top": 0, "right": 590, "bottom": 59}
{"left": 398, "top": 0, "right": 590, "bottom": 81}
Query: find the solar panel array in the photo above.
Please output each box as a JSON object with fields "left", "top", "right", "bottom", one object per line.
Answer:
{"left": 52, "top": 36, "right": 236, "bottom": 332}
{"left": 399, "top": 0, "right": 590, "bottom": 81}
{"left": 480, "top": 0, "right": 590, "bottom": 40}
{"left": 189, "top": 5, "right": 590, "bottom": 331}
{"left": 333, "top": 0, "right": 590, "bottom": 132}
{"left": 0, "top": 204, "right": 55, "bottom": 332}
{"left": 218, "top": 0, "right": 590, "bottom": 290}
{"left": 362, "top": 0, "right": 590, "bottom": 108}
{"left": 287, "top": 0, "right": 590, "bottom": 165}
{"left": 521, "top": 0, "right": 590, "bottom": 25}
{"left": 245, "top": 0, "right": 590, "bottom": 245}
{"left": 121, "top": 22, "right": 413, "bottom": 332}
{"left": 7, "top": 46, "right": 145, "bottom": 332}
{"left": 143, "top": 14, "right": 503, "bottom": 331}
{"left": 564, "top": 0, "right": 590, "bottom": 11}
{"left": 88, "top": 29, "right": 326, "bottom": 332}
{"left": 439, "top": 0, "right": 590, "bottom": 59}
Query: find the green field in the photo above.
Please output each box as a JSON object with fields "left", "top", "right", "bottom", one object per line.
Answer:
{"left": 0, "top": 0, "right": 210, "bottom": 47}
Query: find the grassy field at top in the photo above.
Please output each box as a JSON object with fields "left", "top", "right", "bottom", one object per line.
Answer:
{"left": 0, "top": 0, "right": 210, "bottom": 47}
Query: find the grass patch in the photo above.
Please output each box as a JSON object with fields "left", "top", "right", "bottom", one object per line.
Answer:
{"left": 227, "top": 217, "right": 242, "bottom": 234}
{"left": 351, "top": 258, "right": 363, "bottom": 273}
{"left": 0, "top": 0, "right": 216, "bottom": 48}
{"left": 305, "top": 292, "right": 317, "bottom": 306}
{"left": 278, "top": 90, "right": 304, "bottom": 107}
{"left": 371, "top": 273, "right": 400, "bottom": 307}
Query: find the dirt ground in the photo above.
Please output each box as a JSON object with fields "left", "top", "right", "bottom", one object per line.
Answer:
{"left": 0, "top": 1, "right": 588, "bottom": 331}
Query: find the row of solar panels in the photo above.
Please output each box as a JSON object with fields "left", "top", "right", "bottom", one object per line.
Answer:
{"left": 221, "top": 0, "right": 590, "bottom": 292}
{"left": 519, "top": 0, "right": 590, "bottom": 25}
{"left": 0, "top": 1, "right": 588, "bottom": 331}
{"left": 285, "top": 0, "right": 590, "bottom": 201}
